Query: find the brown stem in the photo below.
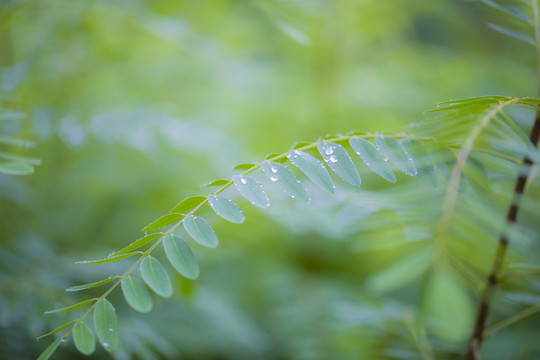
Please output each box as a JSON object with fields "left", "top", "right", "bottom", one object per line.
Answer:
{"left": 465, "top": 111, "right": 540, "bottom": 359}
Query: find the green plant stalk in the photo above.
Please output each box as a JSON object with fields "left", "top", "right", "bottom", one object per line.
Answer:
{"left": 465, "top": 3, "right": 540, "bottom": 357}
{"left": 38, "top": 132, "right": 430, "bottom": 346}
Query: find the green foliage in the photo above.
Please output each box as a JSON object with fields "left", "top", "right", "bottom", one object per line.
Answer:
{"left": 2, "top": 0, "right": 540, "bottom": 359}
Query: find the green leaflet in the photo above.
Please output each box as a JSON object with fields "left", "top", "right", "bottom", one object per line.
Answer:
{"left": 436, "top": 95, "right": 511, "bottom": 105}
{"left": 37, "top": 321, "right": 77, "bottom": 340}
{"left": 233, "top": 175, "right": 270, "bottom": 208}
{"left": 170, "top": 196, "right": 207, "bottom": 213}
{"left": 0, "top": 151, "right": 40, "bottom": 165}
{"left": 402, "top": 139, "right": 438, "bottom": 188}
{"left": 0, "top": 136, "right": 34, "bottom": 147}
{"left": 365, "top": 247, "right": 435, "bottom": 294}
{"left": 121, "top": 275, "right": 153, "bottom": 313}
{"left": 479, "top": 0, "right": 532, "bottom": 25}
{"left": 163, "top": 234, "right": 199, "bottom": 279}
{"left": 73, "top": 321, "right": 95, "bottom": 355}
{"left": 202, "top": 179, "right": 230, "bottom": 187}
{"left": 488, "top": 23, "right": 535, "bottom": 46}
{"left": 112, "top": 233, "right": 161, "bottom": 255}
{"left": 45, "top": 299, "right": 96, "bottom": 314}
{"left": 75, "top": 252, "right": 142, "bottom": 265}
{"left": 0, "top": 161, "right": 34, "bottom": 175}
{"left": 93, "top": 299, "right": 118, "bottom": 352}
{"left": 142, "top": 213, "right": 184, "bottom": 232}
{"left": 349, "top": 137, "right": 396, "bottom": 183}
{"left": 286, "top": 150, "right": 335, "bottom": 193}
{"left": 432, "top": 148, "right": 455, "bottom": 179}
{"left": 375, "top": 136, "right": 417, "bottom": 176}
{"left": 423, "top": 268, "right": 473, "bottom": 342}
{"left": 140, "top": 256, "right": 173, "bottom": 298}
{"left": 291, "top": 142, "right": 312, "bottom": 149}
{"left": 207, "top": 194, "right": 245, "bottom": 223}
{"left": 232, "top": 163, "right": 257, "bottom": 171}
{"left": 431, "top": 148, "right": 468, "bottom": 192}
{"left": 65, "top": 276, "right": 119, "bottom": 291}
{"left": 183, "top": 215, "right": 219, "bottom": 248}
{"left": 37, "top": 338, "right": 62, "bottom": 360}
{"left": 261, "top": 161, "right": 309, "bottom": 201}
{"left": 317, "top": 142, "right": 361, "bottom": 186}
{"left": 464, "top": 156, "right": 489, "bottom": 188}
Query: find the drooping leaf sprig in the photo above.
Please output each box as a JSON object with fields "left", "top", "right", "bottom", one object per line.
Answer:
{"left": 36, "top": 95, "right": 540, "bottom": 359}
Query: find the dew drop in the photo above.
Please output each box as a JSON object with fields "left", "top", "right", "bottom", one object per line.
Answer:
{"left": 271, "top": 166, "right": 278, "bottom": 173}
{"left": 61, "top": 338, "right": 67, "bottom": 343}
{"left": 240, "top": 177, "right": 247, "bottom": 185}
{"left": 108, "top": 326, "right": 114, "bottom": 332}
{"left": 102, "top": 341, "right": 110, "bottom": 348}
{"left": 270, "top": 175, "right": 278, "bottom": 182}
{"left": 291, "top": 195, "right": 295, "bottom": 199}
{"left": 325, "top": 147, "right": 333, "bottom": 155}
{"left": 329, "top": 155, "right": 338, "bottom": 163}
{"left": 383, "top": 157, "right": 389, "bottom": 162}
{"left": 407, "top": 156, "right": 413, "bottom": 161}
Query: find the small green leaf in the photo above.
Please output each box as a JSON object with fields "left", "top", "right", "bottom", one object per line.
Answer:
{"left": 75, "top": 252, "right": 142, "bottom": 265}
{"left": 365, "top": 247, "right": 434, "bottom": 294}
{"left": 287, "top": 150, "right": 335, "bottom": 193}
{"left": 73, "top": 322, "right": 95, "bottom": 355}
{"left": 464, "top": 156, "right": 489, "bottom": 188}
{"left": 488, "top": 23, "right": 535, "bottom": 46}
{"left": 518, "top": 97, "right": 540, "bottom": 106}
{"left": 261, "top": 161, "right": 309, "bottom": 201}
{"left": 112, "top": 233, "right": 161, "bottom": 255}
{"left": 0, "top": 151, "right": 41, "bottom": 165}
{"left": 207, "top": 194, "right": 245, "bottom": 223}
{"left": 437, "top": 95, "right": 510, "bottom": 105}
{"left": 402, "top": 139, "right": 438, "bottom": 188}
{"left": 0, "top": 136, "right": 34, "bottom": 147}
{"left": 93, "top": 299, "right": 118, "bottom": 351}
{"left": 66, "top": 277, "right": 119, "bottom": 291}
{"left": 121, "top": 275, "right": 153, "bottom": 313}
{"left": 45, "top": 299, "right": 96, "bottom": 314}
{"left": 480, "top": 0, "right": 532, "bottom": 25}
{"left": 232, "top": 163, "right": 257, "bottom": 171}
{"left": 423, "top": 268, "right": 473, "bottom": 342}
{"left": 142, "top": 213, "right": 184, "bottom": 232}
{"left": 170, "top": 196, "right": 207, "bottom": 213}
{"left": 0, "top": 161, "right": 34, "bottom": 175}
{"left": 140, "top": 256, "right": 173, "bottom": 298}
{"left": 291, "top": 142, "right": 312, "bottom": 150}
{"left": 163, "top": 234, "right": 199, "bottom": 279}
{"left": 202, "top": 179, "right": 230, "bottom": 187}
{"left": 432, "top": 148, "right": 455, "bottom": 179}
{"left": 233, "top": 175, "right": 270, "bottom": 208}
{"left": 349, "top": 137, "right": 396, "bottom": 183}
{"left": 375, "top": 136, "right": 417, "bottom": 176}
{"left": 37, "top": 338, "right": 62, "bottom": 360}
{"left": 317, "top": 142, "right": 361, "bottom": 186}
{"left": 183, "top": 215, "right": 219, "bottom": 248}
{"left": 265, "top": 153, "right": 286, "bottom": 163}
{"left": 37, "top": 321, "right": 77, "bottom": 340}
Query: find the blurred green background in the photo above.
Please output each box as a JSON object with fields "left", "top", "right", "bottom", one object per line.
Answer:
{"left": 1, "top": 0, "right": 539, "bottom": 359}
